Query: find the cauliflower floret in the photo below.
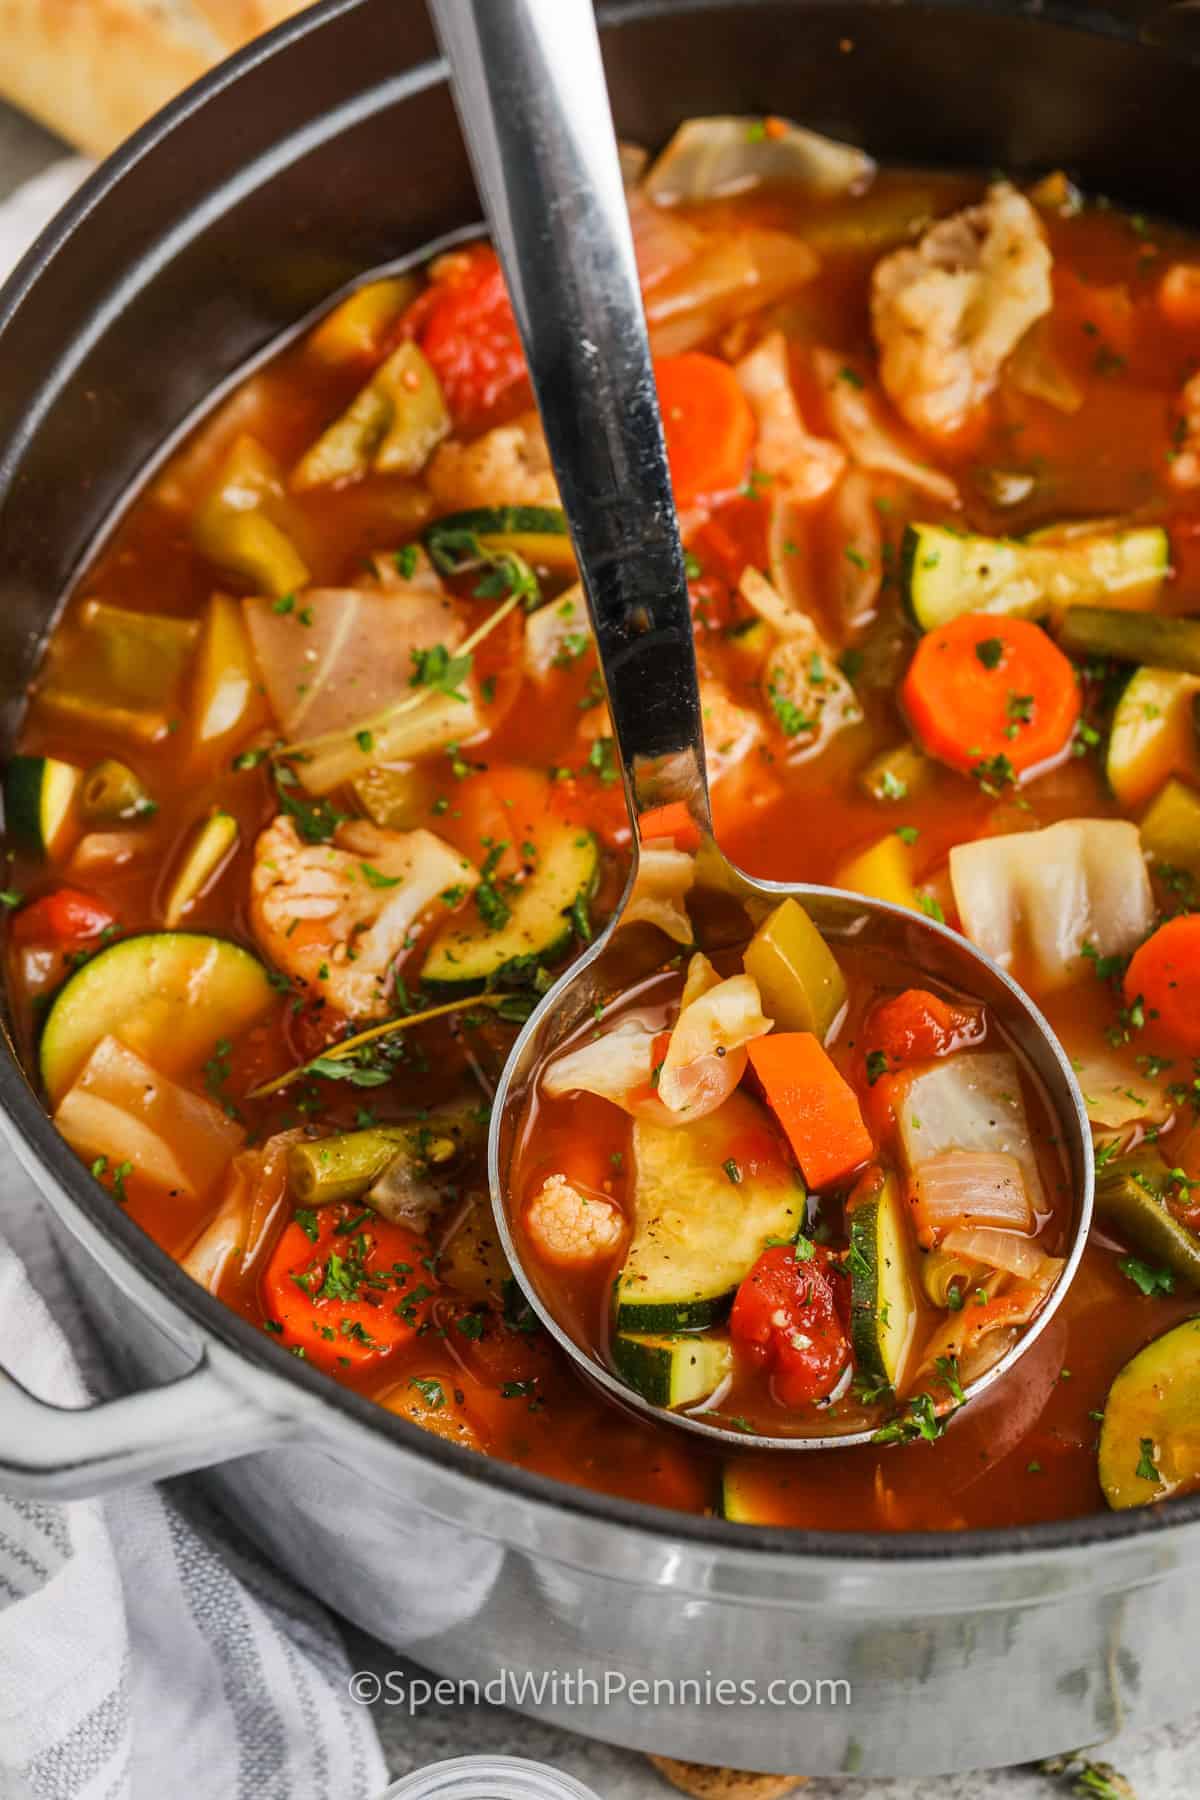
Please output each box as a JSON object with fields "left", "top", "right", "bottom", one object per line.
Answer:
{"left": 871, "top": 182, "right": 1052, "bottom": 442}
{"left": 427, "top": 412, "right": 559, "bottom": 511}
{"left": 525, "top": 1173, "right": 624, "bottom": 1267}
{"left": 250, "top": 816, "right": 477, "bottom": 1018}
{"left": 1169, "top": 371, "right": 1200, "bottom": 489}
{"left": 735, "top": 330, "right": 845, "bottom": 500}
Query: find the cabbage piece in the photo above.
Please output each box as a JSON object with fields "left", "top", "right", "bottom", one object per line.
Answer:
{"left": 658, "top": 969, "right": 772, "bottom": 1116}
{"left": 643, "top": 116, "right": 874, "bottom": 204}
{"left": 244, "top": 584, "right": 465, "bottom": 740}
{"left": 700, "top": 678, "right": 764, "bottom": 786}
{"left": 911, "top": 1151, "right": 1034, "bottom": 1242}
{"left": 812, "top": 348, "right": 959, "bottom": 506}
{"left": 182, "top": 1129, "right": 303, "bottom": 1293}
{"left": 738, "top": 565, "right": 813, "bottom": 637}
{"left": 55, "top": 1036, "right": 244, "bottom": 1199}
{"left": 1006, "top": 319, "right": 1084, "bottom": 415}
{"left": 761, "top": 624, "right": 862, "bottom": 760}
{"left": 826, "top": 469, "right": 883, "bottom": 630}
{"left": 645, "top": 230, "right": 819, "bottom": 358}
{"left": 1068, "top": 1046, "right": 1174, "bottom": 1151}
{"left": 542, "top": 1019, "right": 656, "bottom": 1109}
{"left": 909, "top": 1272, "right": 1056, "bottom": 1390}
{"left": 526, "top": 584, "right": 591, "bottom": 680}
{"left": 898, "top": 1051, "right": 1045, "bottom": 1224}
{"left": 623, "top": 843, "right": 696, "bottom": 947}
{"left": 949, "top": 819, "right": 1155, "bottom": 993}
{"left": 291, "top": 687, "right": 483, "bottom": 796}
{"left": 734, "top": 332, "right": 845, "bottom": 501}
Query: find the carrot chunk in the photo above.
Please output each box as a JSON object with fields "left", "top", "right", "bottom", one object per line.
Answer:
{"left": 747, "top": 1032, "right": 873, "bottom": 1190}
{"left": 655, "top": 353, "right": 756, "bottom": 509}
{"left": 901, "top": 613, "right": 1081, "bottom": 780}
{"left": 637, "top": 801, "right": 702, "bottom": 850}
{"left": 1124, "top": 914, "right": 1200, "bottom": 1055}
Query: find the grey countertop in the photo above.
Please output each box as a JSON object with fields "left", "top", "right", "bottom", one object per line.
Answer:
{"left": 0, "top": 94, "right": 1192, "bottom": 1800}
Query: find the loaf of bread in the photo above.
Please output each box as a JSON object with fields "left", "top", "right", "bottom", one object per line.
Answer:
{"left": 647, "top": 1755, "right": 808, "bottom": 1800}
{"left": 0, "top": 0, "right": 311, "bottom": 158}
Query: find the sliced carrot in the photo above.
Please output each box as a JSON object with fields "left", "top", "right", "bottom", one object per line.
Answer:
{"left": 638, "top": 801, "right": 702, "bottom": 850}
{"left": 747, "top": 1032, "right": 874, "bottom": 1190}
{"left": 901, "top": 613, "right": 1081, "bottom": 780}
{"left": 655, "top": 353, "right": 756, "bottom": 509}
{"left": 1124, "top": 915, "right": 1200, "bottom": 1055}
{"left": 262, "top": 1205, "right": 435, "bottom": 1373}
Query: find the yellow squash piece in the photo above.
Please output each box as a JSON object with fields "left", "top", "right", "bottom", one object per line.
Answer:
{"left": 191, "top": 593, "right": 270, "bottom": 755}
{"left": 1140, "top": 776, "right": 1200, "bottom": 878}
{"left": 292, "top": 342, "right": 449, "bottom": 489}
{"left": 835, "top": 834, "right": 920, "bottom": 911}
{"left": 37, "top": 603, "right": 200, "bottom": 745}
{"left": 743, "top": 896, "right": 846, "bottom": 1041}
{"left": 305, "top": 275, "right": 417, "bottom": 366}
{"left": 193, "top": 435, "right": 309, "bottom": 598}
{"left": 162, "top": 812, "right": 240, "bottom": 928}
{"left": 1107, "top": 667, "right": 1200, "bottom": 810}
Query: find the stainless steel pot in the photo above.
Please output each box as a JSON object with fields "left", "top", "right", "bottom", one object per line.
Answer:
{"left": 2, "top": 0, "right": 1199, "bottom": 1777}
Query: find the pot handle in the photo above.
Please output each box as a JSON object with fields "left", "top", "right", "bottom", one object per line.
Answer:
{"left": 0, "top": 1349, "right": 290, "bottom": 1500}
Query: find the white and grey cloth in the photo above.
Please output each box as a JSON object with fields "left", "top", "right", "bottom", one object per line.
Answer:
{"left": 0, "top": 163, "right": 389, "bottom": 1800}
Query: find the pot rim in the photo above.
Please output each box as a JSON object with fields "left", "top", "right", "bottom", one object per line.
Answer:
{"left": 3, "top": 0, "right": 1198, "bottom": 1567}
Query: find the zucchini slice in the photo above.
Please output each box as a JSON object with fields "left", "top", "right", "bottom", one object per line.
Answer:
{"left": 901, "top": 523, "right": 1167, "bottom": 633}
{"left": 614, "top": 1090, "right": 805, "bottom": 1333}
{"left": 1095, "top": 1149, "right": 1200, "bottom": 1289}
{"left": 1106, "top": 667, "right": 1200, "bottom": 809}
{"left": 719, "top": 1465, "right": 771, "bottom": 1522}
{"left": 1059, "top": 606, "right": 1200, "bottom": 674}
{"left": 162, "top": 812, "right": 240, "bottom": 929}
{"left": 6, "top": 755, "right": 81, "bottom": 859}
{"left": 1099, "top": 1318, "right": 1200, "bottom": 1509}
{"left": 40, "top": 932, "right": 276, "bottom": 1106}
{"left": 612, "top": 1332, "right": 733, "bottom": 1409}
{"left": 848, "top": 1168, "right": 923, "bottom": 1392}
{"left": 420, "top": 824, "right": 598, "bottom": 990}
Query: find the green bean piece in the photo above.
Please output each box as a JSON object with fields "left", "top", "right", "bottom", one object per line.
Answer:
{"left": 1058, "top": 606, "right": 1200, "bottom": 673}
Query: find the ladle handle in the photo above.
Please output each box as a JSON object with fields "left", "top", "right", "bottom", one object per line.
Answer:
{"left": 428, "top": 0, "right": 711, "bottom": 832}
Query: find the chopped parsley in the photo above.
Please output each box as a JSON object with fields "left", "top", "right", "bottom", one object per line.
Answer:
{"left": 1118, "top": 1256, "right": 1175, "bottom": 1297}
{"left": 975, "top": 637, "right": 1005, "bottom": 671}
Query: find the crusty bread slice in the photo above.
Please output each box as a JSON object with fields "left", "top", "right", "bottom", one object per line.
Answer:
{"left": 0, "top": 0, "right": 310, "bottom": 158}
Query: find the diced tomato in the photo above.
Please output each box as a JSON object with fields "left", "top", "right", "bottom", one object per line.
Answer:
{"left": 862, "top": 988, "right": 985, "bottom": 1070}
{"left": 730, "top": 1244, "right": 851, "bottom": 1407}
{"left": 689, "top": 496, "right": 770, "bottom": 588}
{"left": 261, "top": 1204, "right": 437, "bottom": 1374}
{"left": 9, "top": 887, "right": 116, "bottom": 946}
{"left": 400, "top": 244, "right": 527, "bottom": 426}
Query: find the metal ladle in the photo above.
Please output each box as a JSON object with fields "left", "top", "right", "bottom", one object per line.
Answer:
{"left": 428, "top": 0, "right": 1093, "bottom": 1449}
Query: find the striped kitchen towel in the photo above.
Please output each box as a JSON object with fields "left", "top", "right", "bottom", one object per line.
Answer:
{"left": 0, "top": 1183, "right": 389, "bottom": 1800}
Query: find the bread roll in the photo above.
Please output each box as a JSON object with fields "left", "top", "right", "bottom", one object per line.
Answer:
{"left": 0, "top": 0, "right": 310, "bottom": 158}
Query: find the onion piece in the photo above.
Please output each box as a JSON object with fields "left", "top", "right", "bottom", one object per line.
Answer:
{"left": 910, "top": 1270, "right": 1060, "bottom": 1391}
{"left": 1006, "top": 319, "right": 1084, "bottom": 415}
{"left": 911, "top": 1151, "right": 1034, "bottom": 1240}
{"left": 735, "top": 332, "right": 845, "bottom": 501}
{"left": 827, "top": 468, "right": 883, "bottom": 631}
{"left": 949, "top": 819, "right": 1155, "bottom": 994}
{"left": 643, "top": 116, "right": 874, "bottom": 204}
{"left": 182, "top": 1129, "right": 303, "bottom": 1294}
{"left": 739, "top": 564, "right": 812, "bottom": 637}
{"left": 941, "top": 1224, "right": 1059, "bottom": 1283}
{"left": 812, "top": 348, "right": 959, "bottom": 506}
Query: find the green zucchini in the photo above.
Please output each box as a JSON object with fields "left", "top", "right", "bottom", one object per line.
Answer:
{"left": 288, "top": 1119, "right": 461, "bottom": 1207}
{"left": 1140, "top": 777, "right": 1200, "bottom": 878}
{"left": 1099, "top": 1318, "right": 1200, "bottom": 1509}
{"left": 720, "top": 1465, "right": 770, "bottom": 1522}
{"left": 1095, "top": 1149, "right": 1200, "bottom": 1290}
{"left": 901, "top": 523, "right": 1168, "bottom": 632}
{"left": 6, "top": 756, "right": 81, "bottom": 859}
{"left": 612, "top": 1332, "right": 733, "bottom": 1409}
{"left": 1106, "top": 667, "right": 1200, "bottom": 809}
{"left": 162, "top": 812, "right": 239, "bottom": 929}
{"left": 420, "top": 823, "right": 598, "bottom": 989}
{"left": 614, "top": 1090, "right": 805, "bottom": 1333}
{"left": 848, "top": 1167, "right": 922, "bottom": 1392}
{"left": 1059, "top": 606, "right": 1200, "bottom": 673}
{"left": 40, "top": 931, "right": 275, "bottom": 1106}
